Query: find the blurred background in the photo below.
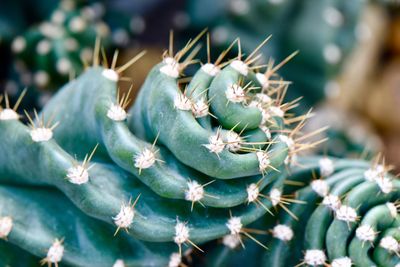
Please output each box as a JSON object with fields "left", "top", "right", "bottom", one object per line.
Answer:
{"left": 1, "top": 0, "right": 400, "bottom": 169}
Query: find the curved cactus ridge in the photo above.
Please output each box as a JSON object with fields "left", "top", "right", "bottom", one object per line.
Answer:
{"left": 0, "top": 116, "right": 288, "bottom": 244}
{"left": 202, "top": 156, "right": 400, "bottom": 267}
{"left": 0, "top": 185, "right": 175, "bottom": 267}
{"left": 0, "top": 31, "right": 329, "bottom": 265}
{"left": 36, "top": 40, "right": 292, "bottom": 207}
{"left": 129, "top": 34, "right": 305, "bottom": 179}
{"left": 38, "top": 33, "right": 321, "bottom": 201}
{"left": 270, "top": 157, "right": 399, "bottom": 267}
{"left": 0, "top": 32, "right": 323, "bottom": 259}
{"left": 36, "top": 65, "right": 286, "bottom": 208}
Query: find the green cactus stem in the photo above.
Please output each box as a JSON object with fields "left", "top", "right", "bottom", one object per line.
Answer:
{"left": 0, "top": 185, "right": 175, "bottom": 267}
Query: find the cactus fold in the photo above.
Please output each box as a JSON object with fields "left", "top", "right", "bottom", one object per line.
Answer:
{"left": 1, "top": 32, "right": 398, "bottom": 267}
{"left": 203, "top": 156, "right": 400, "bottom": 267}
{"left": 0, "top": 185, "right": 175, "bottom": 266}
{"left": 0, "top": 33, "right": 317, "bottom": 265}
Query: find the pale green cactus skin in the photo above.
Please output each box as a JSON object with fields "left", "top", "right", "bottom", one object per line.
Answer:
{"left": 202, "top": 156, "right": 400, "bottom": 267}
{"left": 0, "top": 185, "right": 176, "bottom": 266}
{"left": 0, "top": 33, "right": 303, "bottom": 265}
{"left": 2, "top": 31, "right": 397, "bottom": 267}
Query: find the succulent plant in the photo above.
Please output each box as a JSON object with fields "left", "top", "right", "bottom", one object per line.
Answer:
{"left": 0, "top": 185, "right": 175, "bottom": 266}
{"left": 203, "top": 156, "right": 400, "bottom": 267}
{"left": 0, "top": 32, "right": 324, "bottom": 266}
{"left": 1, "top": 31, "right": 397, "bottom": 266}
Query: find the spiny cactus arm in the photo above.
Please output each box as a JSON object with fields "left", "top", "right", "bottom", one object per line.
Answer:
{"left": 185, "top": 64, "right": 215, "bottom": 130}
{"left": 262, "top": 168, "right": 363, "bottom": 267}
{"left": 304, "top": 173, "right": 365, "bottom": 250}
{"left": 348, "top": 204, "right": 399, "bottom": 266}
{"left": 130, "top": 60, "right": 289, "bottom": 179}
{"left": 208, "top": 65, "right": 263, "bottom": 130}
{"left": 37, "top": 66, "right": 284, "bottom": 208}
{"left": 0, "top": 117, "right": 290, "bottom": 243}
{"left": 232, "top": 157, "right": 400, "bottom": 266}
{"left": 74, "top": 163, "right": 288, "bottom": 243}
{"left": 275, "top": 157, "right": 400, "bottom": 266}
{"left": 372, "top": 227, "right": 400, "bottom": 267}
{"left": 0, "top": 185, "right": 175, "bottom": 267}
{"left": 0, "top": 120, "right": 73, "bottom": 186}
{"left": 326, "top": 180, "right": 400, "bottom": 260}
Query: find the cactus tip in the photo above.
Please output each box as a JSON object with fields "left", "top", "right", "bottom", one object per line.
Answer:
{"left": 322, "top": 195, "right": 341, "bottom": 211}
{"left": 355, "top": 224, "right": 376, "bottom": 242}
{"left": 226, "top": 83, "right": 246, "bottom": 103}
{"left": 226, "top": 217, "right": 242, "bottom": 235}
{"left": 102, "top": 69, "right": 119, "bottom": 81}
{"left": 379, "top": 236, "right": 399, "bottom": 253}
{"left": 303, "top": 249, "right": 326, "bottom": 266}
{"left": 272, "top": 224, "right": 294, "bottom": 242}
{"left": 107, "top": 103, "right": 127, "bottom": 121}
{"left": 222, "top": 234, "right": 241, "bottom": 249}
{"left": 331, "top": 257, "right": 352, "bottom": 267}
{"left": 0, "top": 216, "right": 13, "bottom": 239}
{"left": 113, "top": 260, "right": 125, "bottom": 267}
{"left": 204, "top": 130, "right": 225, "bottom": 155}
{"left": 256, "top": 151, "right": 270, "bottom": 172}
{"left": 335, "top": 205, "right": 358, "bottom": 223}
{"left": 66, "top": 165, "right": 89, "bottom": 185}
{"left": 41, "top": 239, "right": 64, "bottom": 267}
{"left": 310, "top": 179, "right": 329, "bottom": 197}
{"left": 168, "top": 253, "right": 182, "bottom": 267}
{"left": 113, "top": 195, "right": 140, "bottom": 235}
{"left": 201, "top": 63, "right": 220, "bottom": 76}
{"left": 0, "top": 109, "right": 19, "bottom": 121}
{"left": 134, "top": 148, "right": 156, "bottom": 172}
{"left": 230, "top": 60, "right": 248, "bottom": 76}
{"left": 318, "top": 157, "right": 334, "bottom": 177}
{"left": 185, "top": 180, "right": 204, "bottom": 207}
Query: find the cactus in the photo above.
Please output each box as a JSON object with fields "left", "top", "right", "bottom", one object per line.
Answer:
{"left": 0, "top": 32, "right": 325, "bottom": 265}
{"left": 0, "top": 185, "right": 176, "bottom": 266}
{"left": 203, "top": 156, "right": 400, "bottom": 267}
{"left": 1, "top": 31, "right": 397, "bottom": 266}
